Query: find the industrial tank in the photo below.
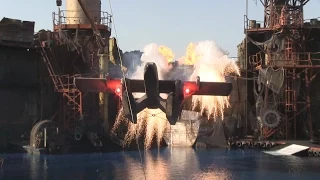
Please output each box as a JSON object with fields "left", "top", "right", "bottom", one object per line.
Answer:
{"left": 66, "top": 0, "right": 101, "bottom": 24}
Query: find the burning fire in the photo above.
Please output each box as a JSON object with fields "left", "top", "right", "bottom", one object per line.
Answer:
{"left": 112, "top": 41, "right": 240, "bottom": 149}
{"left": 158, "top": 45, "right": 175, "bottom": 63}
{"left": 179, "top": 43, "right": 202, "bottom": 65}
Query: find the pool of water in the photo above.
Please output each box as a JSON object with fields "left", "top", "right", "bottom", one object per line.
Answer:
{"left": 0, "top": 148, "right": 319, "bottom": 180}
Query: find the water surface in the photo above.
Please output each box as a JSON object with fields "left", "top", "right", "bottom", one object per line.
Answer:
{"left": 0, "top": 148, "right": 319, "bottom": 180}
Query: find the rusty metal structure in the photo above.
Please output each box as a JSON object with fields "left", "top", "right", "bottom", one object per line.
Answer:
{"left": 240, "top": 0, "right": 320, "bottom": 140}
{"left": 0, "top": 0, "right": 124, "bottom": 152}
{"left": 37, "top": 0, "right": 112, "bottom": 135}
{"left": 0, "top": 17, "right": 38, "bottom": 150}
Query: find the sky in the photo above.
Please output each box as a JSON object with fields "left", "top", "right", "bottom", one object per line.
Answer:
{"left": 1, "top": 0, "right": 319, "bottom": 58}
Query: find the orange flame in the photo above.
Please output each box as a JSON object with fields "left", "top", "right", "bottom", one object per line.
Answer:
{"left": 158, "top": 45, "right": 175, "bottom": 63}
{"left": 179, "top": 43, "right": 202, "bottom": 65}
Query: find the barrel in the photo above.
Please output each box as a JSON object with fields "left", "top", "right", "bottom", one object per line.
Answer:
{"left": 249, "top": 20, "right": 257, "bottom": 29}
{"left": 256, "top": 23, "right": 261, "bottom": 28}
{"left": 310, "top": 19, "right": 318, "bottom": 26}
{"left": 56, "top": 0, "right": 62, "bottom": 6}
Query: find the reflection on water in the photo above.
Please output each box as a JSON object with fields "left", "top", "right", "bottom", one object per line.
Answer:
{"left": 0, "top": 148, "right": 320, "bottom": 180}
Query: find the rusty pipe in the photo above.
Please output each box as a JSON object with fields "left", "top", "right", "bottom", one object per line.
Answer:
{"left": 249, "top": 142, "right": 254, "bottom": 148}
{"left": 77, "top": 0, "right": 106, "bottom": 48}
{"left": 241, "top": 141, "right": 248, "bottom": 148}
{"left": 254, "top": 142, "right": 259, "bottom": 148}
{"left": 75, "top": 133, "right": 82, "bottom": 141}
{"left": 266, "top": 142, "right": 272, "bottom": 148}
{"left": 236, "top": 141, "right": 242, "bottom": 148}
{"left": 260, "top": 142, "right": 266, "bottom": 148}
{"left": 231, "top": 141, "right": 236, "bottom": 148}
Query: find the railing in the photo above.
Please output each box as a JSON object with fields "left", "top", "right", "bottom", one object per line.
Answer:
{"left": 249, "top": 51, "right": 320, "bottom": 68}
{"left": 58, "top": 74, "right": 81, "bottom": 92}
{"left": 39, "top": 42, "right": 83, "bottom": 92}
{"left": 244, "top": 15, "right": 265, "bottom": 31}
{"left": 244, "top": 15, "right": 248, "bottom": 31}
{"left": 52, "top": 10, "right": 112, "bottom": 32}
{"left": 270, "top": 7, "right": 304, "bottom": 29}
{"left": 248, "top": 51, "right": 264, "bottom": 68}
{"left": 245, "top": 16, "right": 320, "bottom": 31}
{"left": 244, "top": 8, "right": 306, "bottom": 31}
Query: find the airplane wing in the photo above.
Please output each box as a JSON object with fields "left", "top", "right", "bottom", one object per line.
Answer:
{"left": 74, "top": 77, "right": 122, "bottom": 94}
{"left": 74, "top": 77, "right": 232, "bottom": 96}
{"left": 182, "top": 81, "right": 232, "bottom": 96}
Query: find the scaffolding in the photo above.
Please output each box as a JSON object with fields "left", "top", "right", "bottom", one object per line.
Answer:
{"left": 245, "top": 0, "right": 320, "bottom": 140}
{"left": 37, "top": 3, "right": 113, "bottom": 134}
{"left": 39, "top": 42, "right": 82, "bottom": 132}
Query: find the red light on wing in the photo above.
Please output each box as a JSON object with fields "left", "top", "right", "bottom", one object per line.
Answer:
{"left": 106, "top": 79, "right": 122, "bottom": 97}
{"left": 115, "top": 87, "right": 121, "bottom": 93}
{"left": 185, "top": 88, "right": 190, "bottom": 94}
{"left": 183, "top": 82, "right": 199, "bottom": 97}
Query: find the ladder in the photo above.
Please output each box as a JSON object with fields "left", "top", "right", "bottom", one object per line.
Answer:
{"left": 39, "top": 43, "right": 65, "bottom": 92}
{"left": 63, "top": 86, "right": 82, "bottom": 132}
{"left": 284, "top": 38, "right": 297, "bottom": 139}
{"left": 39, "top": 41, "right": 82, "bottom": 132}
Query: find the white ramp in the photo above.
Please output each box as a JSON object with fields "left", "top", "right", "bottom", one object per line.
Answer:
{"left": 163, "top": 110, "right": 201, "bottom": 147}
{"left": 264, "top": 144, "right": 309, "bottom": 156}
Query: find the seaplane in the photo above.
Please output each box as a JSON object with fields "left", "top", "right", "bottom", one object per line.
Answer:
{"left": 74, "top": 62, "right": 232, "bottom": 125}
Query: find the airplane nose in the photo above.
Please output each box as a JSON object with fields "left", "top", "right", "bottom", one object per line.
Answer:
{"left": 145, "top": 62, "right": 157, "bottom": 71}
{"left": 146, "top": 62, "right": 156, "bottom": 67}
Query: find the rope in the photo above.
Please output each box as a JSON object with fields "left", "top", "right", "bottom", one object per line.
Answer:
{"left": 107, "top": 1, "right": 147, "bottom": 180}
{"left": 0, "top": 158, "right": 3, "bottom": 168}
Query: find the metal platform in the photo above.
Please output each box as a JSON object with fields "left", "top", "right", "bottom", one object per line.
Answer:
{"left": 229, "top": 139, "right": 320, "bottom": 157}
{"left": 264, "top": 144, "right": 310, "bottom": 156}
{"left": 263, "top": 140, "right": 320, "bottom": 157}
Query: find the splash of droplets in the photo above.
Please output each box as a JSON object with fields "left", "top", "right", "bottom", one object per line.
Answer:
{"left": 123, "top": 110, "right": 148, "bottom": 146}
{"left": 189, "top": 41, "right": 240, "bottom": 120}
{"left": 112, "top": 43, "right": 171, "bottom": 149}
{"left": 112, "top": 107, "right": 168, "bottom": 149}
{"left": 143, "top": 108, "right": 168, "bottom": 149}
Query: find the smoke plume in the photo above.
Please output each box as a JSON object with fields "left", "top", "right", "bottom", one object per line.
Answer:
{"left": 188, "top": 41, "right": 240, "bottom": 119}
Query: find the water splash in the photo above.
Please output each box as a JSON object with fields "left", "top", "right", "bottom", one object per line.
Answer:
{"left": 187, "top": 41, "right": 240, "bottom": 120}
{"left": 112, "top": 43, "right": 170, "bottom": 149}
{"left": 112, "top": 41, "right": 240, "bottom": 149}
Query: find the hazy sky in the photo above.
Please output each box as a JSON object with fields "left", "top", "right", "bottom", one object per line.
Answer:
{"left": 1, "top": 0, "right": 319, "bottom": 58}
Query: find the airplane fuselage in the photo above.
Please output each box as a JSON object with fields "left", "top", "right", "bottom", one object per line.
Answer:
{"left": 144, "top": 62, "right": 160, "bottom": 109}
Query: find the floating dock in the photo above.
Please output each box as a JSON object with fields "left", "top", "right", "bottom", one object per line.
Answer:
{"left": 228, "top": 139, "right": 320, "bottom": 157}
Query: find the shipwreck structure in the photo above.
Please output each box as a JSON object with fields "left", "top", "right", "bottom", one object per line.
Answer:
{"left": 0, "top": 0, "right": 125, "bottom": 153}
{"left": 0, "top": 17, "right": 37, "bottom": 151}
{"left": 31, "top": 0, "right": 125, "bottom": 153}
{"left": 238, "top": 0, "right": 320, "bottom": 141}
